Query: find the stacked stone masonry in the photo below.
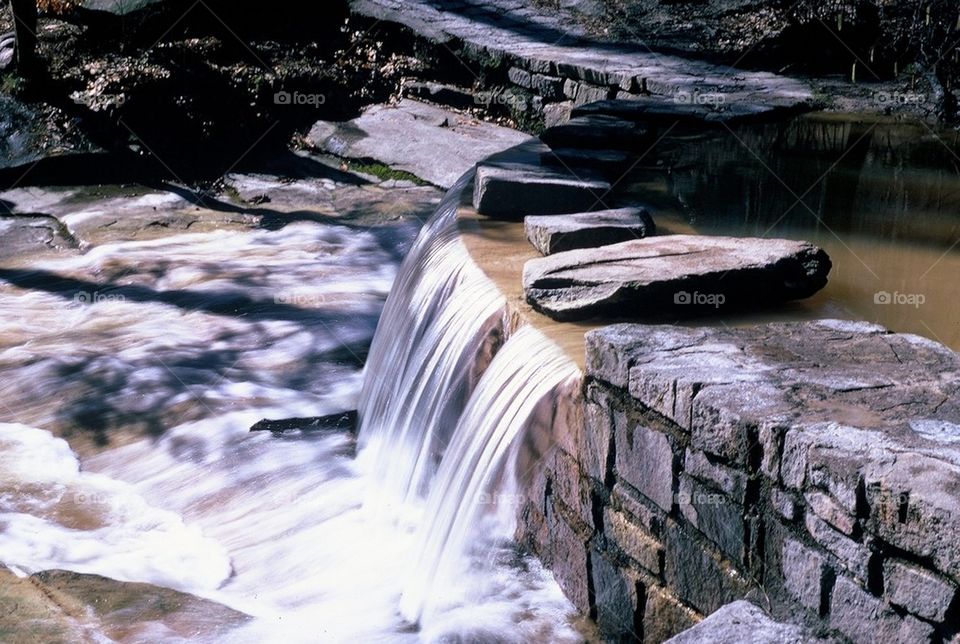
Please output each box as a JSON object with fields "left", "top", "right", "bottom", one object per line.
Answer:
{"left": 517, "top": 319, "right": 960, "bottom": 642}
{"left": 349, "top": 0, "right": 813, "bottom": 126}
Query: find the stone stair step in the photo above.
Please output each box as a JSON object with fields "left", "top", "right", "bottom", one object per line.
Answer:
{"left": 525, "top": 207, "right": 655, "bottom": 255}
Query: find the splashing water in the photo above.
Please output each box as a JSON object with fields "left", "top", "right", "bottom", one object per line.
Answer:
{"left": 358, "top": 174, "right": 511, "bottom": 516}
{"left": 0, "top": 179, "right": 583, "bottom": 641}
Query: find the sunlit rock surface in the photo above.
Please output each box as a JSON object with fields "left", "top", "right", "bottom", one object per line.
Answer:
{"left": 307, "top": 100, "right": 529, "bottom": 189}
{"left": 523, "top": 235, "right": 831, "bottom": 320}
{"left": 525, "top": 207, "right": 654, "bottom": 255}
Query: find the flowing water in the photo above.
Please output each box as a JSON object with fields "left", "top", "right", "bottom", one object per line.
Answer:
{"left": 0, "top": 181, "right": 582, "bottom": 642}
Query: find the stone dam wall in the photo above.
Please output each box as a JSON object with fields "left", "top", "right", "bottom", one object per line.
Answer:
{"left": 514, "top": 319, "right": 960, "bottom": 643}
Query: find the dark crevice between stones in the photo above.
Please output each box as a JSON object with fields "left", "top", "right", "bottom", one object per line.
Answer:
{"left": 744, "top": 424, "right": 764, "bottom": 577}
{"left": 819, "top": 565, "right": 837, "bottom": 618}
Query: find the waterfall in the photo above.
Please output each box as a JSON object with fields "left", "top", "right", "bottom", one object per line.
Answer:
{"left": 357, "top": 170, "right": 582, "bottom": 628}
{"left": 358, "top": 172, "right": 510, "bottom": 514}
{"left": 399, "top": 325, "right": 580, "bottom": 623}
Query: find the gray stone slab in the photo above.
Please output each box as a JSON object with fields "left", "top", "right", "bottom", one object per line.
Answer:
{"left": 306, "top": 99, "right": 529, "bottom": 188}
{"left": 524, "top": 207, "right": 655, "bottom": 255}
{"left": 665, "top": 601, "right": 815, "bottom": 644}
{"left": 523, "top": 235, "right": 831, "bottom": 320}
{"left": 473, "top": 163, "right": 611, "bottom": 219}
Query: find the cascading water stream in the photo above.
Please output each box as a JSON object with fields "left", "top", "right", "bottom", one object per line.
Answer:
{"left": 399, "top": 325, "right": 581, "bottom": 623}
{"left": 358, "top": 173, "right": 510, "bottom": 514}
{"left": 0, "top": 171, "right": 583, "bottom": 641}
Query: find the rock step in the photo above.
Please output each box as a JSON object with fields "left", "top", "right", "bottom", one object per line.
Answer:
{"left": 540, "top": 148, "right": 631, "bottom": 174}
{"left": 571, "top": 97, "right": 789, "bottom": 125}
{"left": 523, "top": 234, "right": 831, "bottom": 321}
{"left": 525, "top": 207, "right": 655, "bottom": 255}
{"left": 540, "top": 115, "right": 651, "bottom": 151}
{"left": 473, "top": 162, "right": 611, "bottom": 219}
{"left": 401, "top": 80, "right": 479, "bottom": 110}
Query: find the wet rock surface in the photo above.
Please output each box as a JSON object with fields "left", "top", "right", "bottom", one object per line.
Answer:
{"left": 524, "top": 207, "right": 654, "bottom": 255}
{"left": 0, "top": 566, "right": 249, "bottom": 642}
{"left": 522, "top": 235, "right": 831, "bottom": 320}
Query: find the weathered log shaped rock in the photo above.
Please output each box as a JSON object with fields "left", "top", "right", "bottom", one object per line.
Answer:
{"left": 524, "top": 207, "right": 654, "bottom": 255}
{"left": 473, "top": 163, "right": 611, "bottom": 219}
{"left": 523, "top": 235, "right": 830, "bottom": 320}
{"left": 665, "top": 601, "right": 817, "bottom": 643}
{"left": 540, "top": 115, "right": 651, "bottom": 150}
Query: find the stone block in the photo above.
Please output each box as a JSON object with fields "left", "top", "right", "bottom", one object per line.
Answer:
{"left": 665, "top": 601, "right": 814, "bottom": 644}
{"left": 677, "top": 475, "right": 745, "bottom": 565}
{"left": 663, "top": 522, "right": 754, "bottom": 615}
{"left": 547, "top": 509, "right": 591, "bottom": 613}
{"left": 781, "top": 537, "right": 826, "bottom": 613}
{"left": 473, "top": 163, "right": 611, "bottom": 219}
{"left": 524, "top": 207, "right": 655, "bottom": 255}
{"left": 614, "top": 413, "right": 675, "bottom": 512}
{"left": 804, "top": 512, "right": 872, "bottom": 582}
{"left": 884, "top": 559, "right": 957, "bottom": 623}
{"left": 829, "top": 576, "right": 934, "bottom": 644}
{"left": 643, "top": 588, "right": 700, "bottom": 644}
{"left": 604, "top": 507, "right": 663, "bottom": 575}
{"left": 591, "top": 549, "right": 642, "bottom": 641}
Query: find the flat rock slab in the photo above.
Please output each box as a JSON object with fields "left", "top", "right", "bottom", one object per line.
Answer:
{"left": 307, "top": 99, "right": 529, "bottom": 189}
{"left": 571, "top": 97, "right": 790, "bottom": 125}
{"left": 525, "top": 207, "right": 655, "bottom": 255}
{"left": 473, "top": 162, "right": 611, "bottom": 219}
{"left": 540, "top": 115, "right": 651, "bottom": 151}
{"left": 665, "top": 601, "right": 816, "bottom": 643}
{"left": 523, "top": 234, "right": 830, "bottom": 320}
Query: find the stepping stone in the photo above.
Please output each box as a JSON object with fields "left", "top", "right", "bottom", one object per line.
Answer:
{"left": 473, "top": 163, "right": 611, "bottom": 219}
{"left": 540, "top": 148, "right": 631, "bottom": 174}
{"left": 523, "top": 235, "right": 831, "bottom": 320}
{"left": 540, "top": 115, "right": 651, "bottom": 151}
{"left": 571, "top": 97, "right": 782, "bottom": 125}
{"left": 525, "top": 207, "right": 655, "bottom": 255}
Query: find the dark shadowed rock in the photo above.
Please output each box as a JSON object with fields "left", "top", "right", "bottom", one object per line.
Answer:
{"left": 571, "top": 97, "right": 790, "bottom": 125}
{"left": 540, "top": 115, "right": 651, "bottom": 150}
{"left": 540, "top": 147, "right": 630, "bottom": 174}
{"left": 665, "top": 601, "right": 816, "bottom": 643}
{"left": 525, "top": 207, "right": 654, "bottom": 255}
{"left": 523, "top": 235, "right": 831, "bottom": 320}
{"left": 250, "top": 410, "right": 358, "bottom": 433}
{"left": 473, "top": 163, "right": 611, "bottom": 219}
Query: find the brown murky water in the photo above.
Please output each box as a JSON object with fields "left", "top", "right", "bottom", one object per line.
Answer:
{"left": 622, "top": 113, "right": 960, "bottom": 349}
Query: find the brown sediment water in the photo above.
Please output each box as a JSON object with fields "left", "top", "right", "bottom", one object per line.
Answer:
{"left": 460, "top": 113, "right": 960, "bottom": 358}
